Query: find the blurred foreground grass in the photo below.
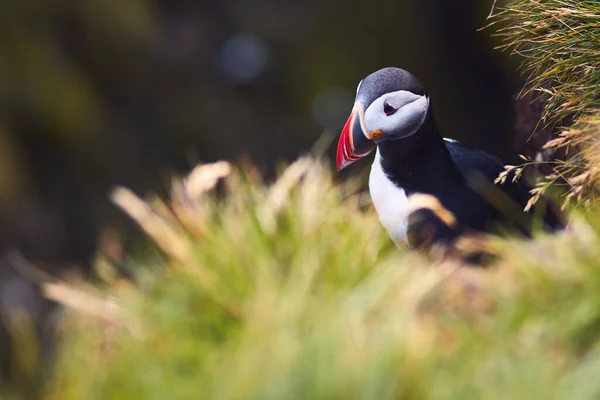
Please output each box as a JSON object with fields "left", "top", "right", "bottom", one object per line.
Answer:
{"left": 37, "top": 157, "right": 600, "bottom": 399}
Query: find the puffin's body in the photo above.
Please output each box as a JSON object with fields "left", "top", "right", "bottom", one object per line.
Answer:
{"left": 337, "top": 67, "right": 562, "bottom": 248}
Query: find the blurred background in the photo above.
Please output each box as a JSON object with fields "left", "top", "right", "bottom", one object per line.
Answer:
{"left": 0, "top": 0, "right": 521, "bottom": 268}
{"left": 0, "top": 0, "right": 527, "bottom": 383}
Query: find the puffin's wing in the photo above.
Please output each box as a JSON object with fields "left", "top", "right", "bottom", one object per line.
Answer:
{"left": 444, "top": 139, "right": 563, "bottom": 230}
{"left": 444, "top": 139, "right": 516, "bottom": 183}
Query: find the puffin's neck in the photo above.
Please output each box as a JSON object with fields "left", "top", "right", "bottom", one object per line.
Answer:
{"left": 376, "top": 105, "right": 456, "bottom": 189}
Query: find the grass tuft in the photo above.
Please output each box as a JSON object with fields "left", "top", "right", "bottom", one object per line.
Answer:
{"left": 490, "top": 0, "right": 600, "bottom": 208}
{"left": 39, "top": 158, "right": 600, "bottom": 399}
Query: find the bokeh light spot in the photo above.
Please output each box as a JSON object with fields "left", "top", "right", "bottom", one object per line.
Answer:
{"left": 219, "top": 34, "right": 268, "bottom": 83}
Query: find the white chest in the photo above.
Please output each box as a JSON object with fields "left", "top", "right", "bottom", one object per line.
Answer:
{"left": 368, "top": 150, "right": 409, "bottom": 244}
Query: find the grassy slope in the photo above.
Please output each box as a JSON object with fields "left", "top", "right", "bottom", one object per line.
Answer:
{"left": 43, "top": 1, "right": 600, "bottom": 398}
{"left": 42, "top": 158, "right": 600, "bottom": 400}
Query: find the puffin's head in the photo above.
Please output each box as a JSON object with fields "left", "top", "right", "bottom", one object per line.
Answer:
{"left": 336, "top": 67, "right": 430, "bottom": 170}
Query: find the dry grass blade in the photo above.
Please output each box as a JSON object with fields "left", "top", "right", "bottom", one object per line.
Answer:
{"left": 43, "top": 282, "right": 122, "bottom": 323}
{"left": 406, "top": 193, "right": 458, "bottom": 228}
{"left": 111, "top": 187, "right": 192, "bottom": 264}
{"left": 184, "top": 161, "right": 231, "bottom": 199}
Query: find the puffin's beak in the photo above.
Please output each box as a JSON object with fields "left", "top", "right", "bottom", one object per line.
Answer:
{"left": 336, "top": 104, "right": 377, "bottom": 171}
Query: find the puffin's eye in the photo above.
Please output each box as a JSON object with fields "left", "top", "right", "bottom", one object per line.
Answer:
{"left": 383, "top": 101, "right": 397, "bottom": 116}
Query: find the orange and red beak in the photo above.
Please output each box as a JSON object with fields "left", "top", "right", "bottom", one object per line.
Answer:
{"left": 336, "top": 105, "right": 377, "bottom": 171}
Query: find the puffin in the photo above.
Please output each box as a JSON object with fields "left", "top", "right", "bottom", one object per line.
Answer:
{"left": 336, "top": 67, "right": 563, "bottom": 249}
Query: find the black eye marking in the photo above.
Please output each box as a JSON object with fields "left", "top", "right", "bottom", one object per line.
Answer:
{"left": 383, "top": 101, "right": 397, "bottom": 116}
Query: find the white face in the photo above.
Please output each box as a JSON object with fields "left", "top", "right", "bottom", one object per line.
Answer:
{"left": 363, "top": 90, "right": 429, "bottom": 140}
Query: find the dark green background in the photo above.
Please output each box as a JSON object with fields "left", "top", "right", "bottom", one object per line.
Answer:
{"left": 0, "top": 0, "right": 518, "bottom": 266}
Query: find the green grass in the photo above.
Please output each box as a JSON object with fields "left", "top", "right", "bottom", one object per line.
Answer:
{"left": 40, "top": 158, "right": 600, "bottom": 399}
{"left": 34, "top": 2, "right": 600, "bottom": 398}
{"left": 491, "top": 0, "right": 600, "bottom": 207}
